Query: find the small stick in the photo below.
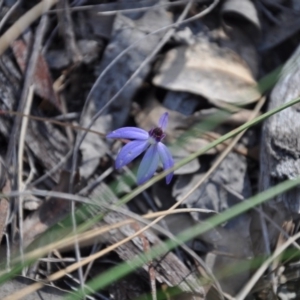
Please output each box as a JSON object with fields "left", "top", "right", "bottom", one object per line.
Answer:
{"left": 18, "top": 84, "right": 34, "bottom": 272}
{"left": 0, "top": 110, "right": 106, "bottom": 137}
{"left": 0, "top": 0, "right": 22, "bottom": 32}
{"left": 0, "top": 0, "right": 58, "bottom": 56}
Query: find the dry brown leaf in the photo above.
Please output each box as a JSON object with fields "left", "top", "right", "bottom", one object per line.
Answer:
{"left": 11, "top": 39, "right": 62, "bottom": 111}
{"left": 221, "top": 0, "right": 261, "bottom": 41}
{"left": 153, "top": 42, "right": 261, "bottom": 106}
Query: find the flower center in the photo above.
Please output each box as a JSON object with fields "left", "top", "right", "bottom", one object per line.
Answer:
{"left": 149, "top": 127, "right": 164, "bottom": 142}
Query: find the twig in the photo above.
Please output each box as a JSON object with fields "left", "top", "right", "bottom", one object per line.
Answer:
{"left": 0, "top": 0, "right": 22, "bottom": 32}
{"left": 0, "top": 0, "right": 58, "bottom": 56}
{"left": 6, "top": 13, "right": 48, "bottom": 268}
{"left": 1, "top": 187, "right": 218, "bottom": 216}
{"left": 17, "top": 84, "right": 34, "bottom": 272}
{"left": 50, "top": 0, "right": 209, "bottom": 14}
{"left": 82, "top": 243, "right": 101, "bottom": 282}
{"left": 5, "top": 13, "right": 49, "bottom": 164}
{"left": 2, "top": 189, "right": 96, "bottom": 205}
{"left": 0, "top": 110, "right": 106, "bottom": 137}
{"left": 24, "top": 148, "right": 37, "bottom": 185}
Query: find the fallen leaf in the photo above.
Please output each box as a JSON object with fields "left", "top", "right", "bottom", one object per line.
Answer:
{"left": 221, "top": 0, "right": 261, "bottom": 41}
{"left": 153, "top": 41, "right": 261, "bottom": 106}
{"left": 11, "top": 39, "right": 62, "bottom": 111}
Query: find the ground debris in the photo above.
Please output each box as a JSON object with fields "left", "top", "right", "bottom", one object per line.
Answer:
{"left": 0, "top": 0, "right": 300, "bottom": 299}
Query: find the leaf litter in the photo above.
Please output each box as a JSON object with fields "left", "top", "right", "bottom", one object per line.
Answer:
{"left": 0, "top": 0, "right": 300, "bottom": 299}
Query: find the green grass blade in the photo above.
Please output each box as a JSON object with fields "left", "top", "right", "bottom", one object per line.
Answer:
{"left": 62, "top": 175, "right": 300, "bottom": 299}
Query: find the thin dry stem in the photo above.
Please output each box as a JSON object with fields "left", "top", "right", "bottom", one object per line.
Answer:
{"left": 0, "top": 0, "right": 58, "bottom": 56}
{"left": 18, "top": 84, "right": 35, "bottom": 273}
{"left": 0, "top": 0, "right": 21, "bottom": 32}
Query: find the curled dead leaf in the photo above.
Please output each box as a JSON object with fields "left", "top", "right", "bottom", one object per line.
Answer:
{"left": 153, "top": 42, "right": 261, "bottom": 106}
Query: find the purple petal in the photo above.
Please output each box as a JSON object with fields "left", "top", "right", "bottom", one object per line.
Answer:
{"left": 158, "top": 112, "right": 168, "bottom": 131}
{"left": 157, "top": 143, "right": 174, "bottom": 184}
{"left": 115, "top": 140, "right": 149, "bottom": 169}
{"left": 107, "top": 127, "right": 148, "bottom": 140}
{"left": 137, "top": 145, "right": 159, "bottom": 185}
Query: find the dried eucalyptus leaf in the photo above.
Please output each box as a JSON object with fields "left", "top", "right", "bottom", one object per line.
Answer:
{"left": 153, "top": 42, "right": 260, "bottom": 106}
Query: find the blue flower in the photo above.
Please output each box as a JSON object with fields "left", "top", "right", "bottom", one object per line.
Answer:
{"left": 107, "top": 112, "right": 174, "bottom": 185}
